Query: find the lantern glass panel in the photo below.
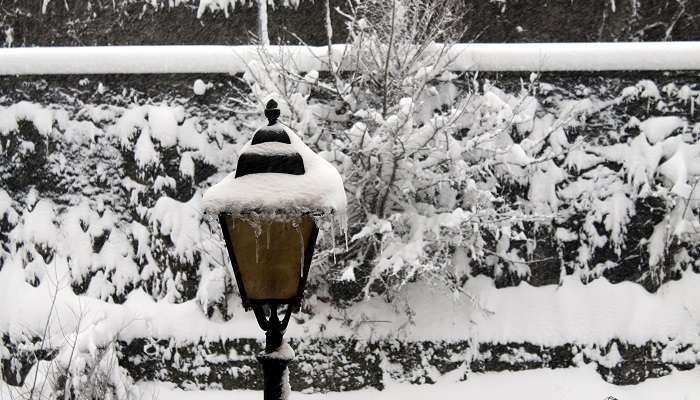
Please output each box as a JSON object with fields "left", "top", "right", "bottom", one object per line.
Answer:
{"left": 223, "top": 215, "right": 315, "bottom": 301}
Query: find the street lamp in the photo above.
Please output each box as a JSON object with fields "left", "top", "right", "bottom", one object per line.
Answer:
{"left": 203, "top": 100, "right": 346, "bottom": 400}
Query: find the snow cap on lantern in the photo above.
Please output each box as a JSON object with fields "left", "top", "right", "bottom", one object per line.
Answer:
{"left": 202, "top": 99, "right": 347, "bottom": 219}
{"left": 203, "top": 99, "right": 346, "bottom": 310}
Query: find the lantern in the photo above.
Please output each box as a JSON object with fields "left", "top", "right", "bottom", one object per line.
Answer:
{"left": 203, "top": 99, "right": 346, "bottom": 400}
{"left": 218, "top": 213, "right": 318, "bottom": 311}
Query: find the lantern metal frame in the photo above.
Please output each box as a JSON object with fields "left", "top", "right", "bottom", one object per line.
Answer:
{"left": 217, "top": 213, "right": 319, "bottom": 313}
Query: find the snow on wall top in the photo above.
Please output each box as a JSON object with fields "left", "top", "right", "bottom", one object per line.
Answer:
{"left": 1, "top": 42, "right": 700, "bottom": 75}
{"left": 202, "top": 122, "right": 347, "bottom": 218}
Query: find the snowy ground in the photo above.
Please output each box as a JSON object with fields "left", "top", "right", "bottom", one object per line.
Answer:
{"left": 3, "top": 255, "right": 699, "bottom": 346}
{"left": 136, "top": 366, "right": 700, "bottom": 400}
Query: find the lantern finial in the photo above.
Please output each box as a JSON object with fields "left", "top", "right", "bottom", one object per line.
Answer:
{"left": 265, "top": 99, "right": 280, "bottom": 125}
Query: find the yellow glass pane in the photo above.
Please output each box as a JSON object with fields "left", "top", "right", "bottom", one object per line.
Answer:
{"left": 224, "top": 215, "right": 314, "bottom": 301}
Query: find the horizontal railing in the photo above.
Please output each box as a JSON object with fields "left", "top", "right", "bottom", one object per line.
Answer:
{"left": 0, "top": 42, "right": 699, "bottom": 75}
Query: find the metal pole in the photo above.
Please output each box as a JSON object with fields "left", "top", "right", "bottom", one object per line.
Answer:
{"left": 256, "top": 305, "right": 294, "bottom": 400}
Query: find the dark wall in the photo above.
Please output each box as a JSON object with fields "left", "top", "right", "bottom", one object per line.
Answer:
{"left": 0, "top": 0, "right": 346, "bottom": 46}
{"left": 3, "top": 333, "right": 696, "bottom": 390}
{"left": 466, "top": 0, "right": 700, "bottom": 43}
{"left": 1, "top": 0, "right": 698, "bottom": 47}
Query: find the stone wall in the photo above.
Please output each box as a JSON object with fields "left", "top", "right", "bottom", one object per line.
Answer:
{"left": 3, "top": 334, "right": 698, "bottom": 391}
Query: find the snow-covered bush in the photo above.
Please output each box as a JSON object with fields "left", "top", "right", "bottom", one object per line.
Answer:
{"left": 0, "top": 264, "right": 140, "bottom": 400}
{"left": 53, "top": 338, "right": 139, "bottom": 400}
{"left": 245, "top": 0, "right": 558, "bottom": 303}
{"left": 0, "top": 83, "right": 239, "bottom": 315}
{"left": 242, "top": 1, "right": 700, "bottom": 306}
{"left": 243, "top": 0, "right": 484, "bottom": 304}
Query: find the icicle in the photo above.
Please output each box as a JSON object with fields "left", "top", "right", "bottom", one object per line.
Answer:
{"left": 344, "top": 225, "right": 349, "bottom": 252}
{"left": 692, "top": 96, "right": 695, "bottom": 117}
{"left": 341, "top": 211, "right": 349, "bottom": 252}
{"left": 255, "top": 231, "right": 260, "bottom": 263}
{"left": 244, "top": 215, "right": 263, "bottom": 264}
{"left": 331, "top": 219, "right": 337, "bottom": 264}
{"left": 292, "top": 219, "right": 304, "bottom": 277}
{"left": 266, "top": 220, "right": 271, "bottom": 249}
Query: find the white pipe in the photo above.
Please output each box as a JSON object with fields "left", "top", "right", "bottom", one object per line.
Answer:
{"left": 0, "top": 42, "right": 698, "bottom": 75}
{"left": 257, "top": 0, "right": 269, "bottom": 46}
{"left": 454, "top": 41, "right": 700, "bottom": 72}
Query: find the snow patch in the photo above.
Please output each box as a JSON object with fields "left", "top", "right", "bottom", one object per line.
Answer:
{"left": 149, "top": 194, "right": 203, "bottom": 263}
{"left": 193, "top": 79, "right": 208, "bottom": 95}
{"left": 0, "top": 101, "right": 54, "bottom": 136}
{"left": 640, "top": 116, "right": 685, "bottom": 144}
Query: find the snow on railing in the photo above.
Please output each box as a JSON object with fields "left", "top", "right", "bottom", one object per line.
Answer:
{"left": 0, "top": 42, "right": 699, "bottom": 75}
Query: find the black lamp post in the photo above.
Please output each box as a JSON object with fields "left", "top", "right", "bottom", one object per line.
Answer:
{"left": 204, "top": 100, "right": 345, "bottom": 400}
{"left": 218, "top": 213, "right": 318, "bottom": 400}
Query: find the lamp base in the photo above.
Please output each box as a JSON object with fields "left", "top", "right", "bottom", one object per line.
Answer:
{"left": 257, "top": 342, "right": 295, "bottom": 400}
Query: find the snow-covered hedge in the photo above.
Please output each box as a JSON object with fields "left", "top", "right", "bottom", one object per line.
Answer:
{"left": 0, "top": 71, "right": 699, "bottom": 393}
{"left": 0, "top": 72, "right": 699, "bottom": 306}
